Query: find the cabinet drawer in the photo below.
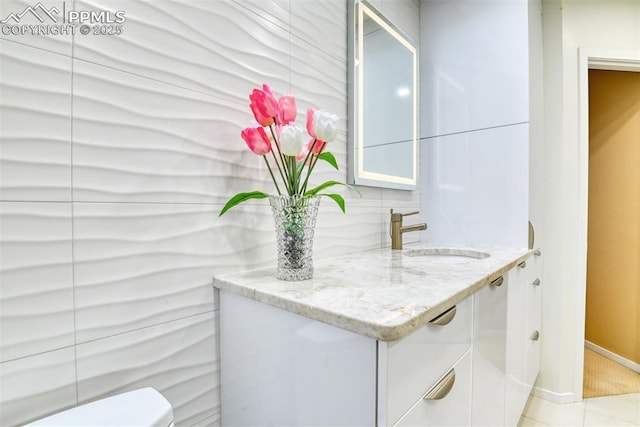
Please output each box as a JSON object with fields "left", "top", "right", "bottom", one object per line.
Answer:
{"left": 395, "top": 349, "right": 472, "bottom": 427}
{"left": 379, "top": 296, "right": 472, "bottom": 425}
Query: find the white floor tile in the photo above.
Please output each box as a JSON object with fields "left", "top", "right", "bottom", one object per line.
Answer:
{"left": 521, "top": 393, "right": 640, "bottom": 427}
{"left": 518, "top": 415, "right": 553, "bottom": 426}
{"left": 523, "top": 396, "right": 585, "bottom": 427}
{"left": 585, "top": 393, "right": 640, "bottom": 425}
{"left": 584, "top": 408, "right": 636, "bottom": 426}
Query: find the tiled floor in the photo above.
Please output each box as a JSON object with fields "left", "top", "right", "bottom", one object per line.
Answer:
{"left": 518, "top": 393, "right": 640, "bottom": 426}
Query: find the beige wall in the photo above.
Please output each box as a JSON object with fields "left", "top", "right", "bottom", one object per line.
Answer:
{"left": 586, "top": 70, "right": 640, "bottom": 364}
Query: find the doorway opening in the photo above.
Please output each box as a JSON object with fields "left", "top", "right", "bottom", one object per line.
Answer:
{"left": 580, "top": 63, "right": 640, "bottom": 400}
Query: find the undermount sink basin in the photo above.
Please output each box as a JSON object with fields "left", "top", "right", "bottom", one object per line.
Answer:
{"left": 403, "top": 248, "right": 490, "bottom": 263}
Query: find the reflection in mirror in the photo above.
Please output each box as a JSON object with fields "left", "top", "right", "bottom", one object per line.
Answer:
{"left": 348, "top": 0, "right": 418, "bottom": 190}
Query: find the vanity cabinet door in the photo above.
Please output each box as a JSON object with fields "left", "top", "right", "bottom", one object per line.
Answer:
{"left": 379, "top": 296, "right": 473, "bottom": 426}
{"left": 505, "top": 261, "right": 529, "bottom": 426}
{"left": 219, "top": 291, "right": 377, "bottom": 427}
{"left": 394, "top": 349, "right": 472, "bottom": 427}
{"left": 472, "top": 275, "right": 508, "bottom": 426}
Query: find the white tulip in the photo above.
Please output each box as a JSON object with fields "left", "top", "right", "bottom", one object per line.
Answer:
{"left": 313, "top": 111, "right": 338, "bottom": 142}
{"left": 279, "top": 124, "right": 304, "bottom": 156}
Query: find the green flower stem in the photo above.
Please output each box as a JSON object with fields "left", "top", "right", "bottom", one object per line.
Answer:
{"left": 269, "top": 125, "right": 292, "bottom": 194}
{"left": 289, "top": 156, "right": 298, "bottom": 195}
{"left": 263, "top": 155, "right": 282, "bottom": 195}
{"left": 300, "top": 139, "right": 322, "bottom": 194}
{"left": 269, "top": 149, "right": 288, "bottom": 194}
{"left": 297, "top": 139, "right": 317, "bottom": 194}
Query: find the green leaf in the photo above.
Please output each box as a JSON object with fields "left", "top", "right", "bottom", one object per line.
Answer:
{"left": 317, "top": 152, "right": 339, "bottom": 170}
{"left": 321, "top": 193, "right": 345, "bottom": 213}
{"left": 304, "top": 180, "right": 344, "bottom": 196}
{"left": 219, "top": 191, "right": 269, "bottom": 216}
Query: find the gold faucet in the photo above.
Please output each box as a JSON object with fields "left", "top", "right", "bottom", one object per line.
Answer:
{"left": 390, "top": 209, "right": 428, "bottom": 250}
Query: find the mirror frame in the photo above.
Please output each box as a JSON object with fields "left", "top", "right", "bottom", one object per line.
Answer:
{"left": 347, "top": 0, "right": 419, "bottom": 190}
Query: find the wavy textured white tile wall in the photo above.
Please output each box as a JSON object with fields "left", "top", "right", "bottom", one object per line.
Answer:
{"left": 76, "top": 312, "right": 218, "bottom": 426}
{"left": 0, "top": 40, "right": 72, "bottom": 201}
{"left": 290, "top": 0, "right": 347, "bottom": 61}
{"left": 73, "top": 0, "right": 291, "bottom": 103}
{"left": 0, "top": 202, "right": 74, "bottom": 362}
{"left": 0, "top": 347, "right": 77, "bottom": 426}
{"left": 0, "top": 0, "right": 421, "bottom": 425}
{"left": 73, "top": 203, "right": 216, "bottom": 342}
{"left": 72, "top": 60, "right": 265, "bottom": 204}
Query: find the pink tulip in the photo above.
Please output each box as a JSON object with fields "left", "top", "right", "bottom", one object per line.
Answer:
{"left": 241, "top": 127, "right": 271, "bottom": 155}
{"left": 249, "top": 84, "right": 279, "bottom": 127}
{"left": 309, "top": 138, "right": 325, "bottom": 155}
{"left": 306, "top": 108, "right": 317, "bottom": 138}
{"left": 278, "top": 95, "right": 297, "bottom": 125}
{"left": 296, "top": 138, "right": 324, "bottom": 162}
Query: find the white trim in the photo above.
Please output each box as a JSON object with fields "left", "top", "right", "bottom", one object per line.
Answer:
{"left": 532, "top": 387, "right": 577, "bottom": 404}
{"left": 576, "top": 48, "right": 640, "bottom": 402}
{"left": 585, "top": 340, "right": 640, "bottom": 374}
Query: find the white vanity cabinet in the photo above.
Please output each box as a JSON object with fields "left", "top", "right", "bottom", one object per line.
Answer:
{"left": 215, "top": 247, "right": 540, "bottom": 426}
{"left": 219, "top": 290, "right": 473, "bottom": 427}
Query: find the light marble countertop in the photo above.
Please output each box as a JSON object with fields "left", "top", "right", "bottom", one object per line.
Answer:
{"left": 213, "top": 243, "right": 532, "bottom": 341}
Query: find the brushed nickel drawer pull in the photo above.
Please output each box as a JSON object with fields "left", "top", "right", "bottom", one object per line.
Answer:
{"left": 490, "top": 276, "right": 504, "bottom": 287}
{"left": 532, "top": 278, "right": 541, "bottom": 287}
{"left": 533, "top": 249, "right": 542, "bottom": 256}
{"left": 530, "top": 330, "right": 540, "bottom": 341}
{"left": 518, "top": 261, "right": 527, "bottom": 268}
{"left": 429, "top": 305, "right": 457, "bottom": 326}
{"left": 423, "top": 368, "right": 456, "bottom": 400}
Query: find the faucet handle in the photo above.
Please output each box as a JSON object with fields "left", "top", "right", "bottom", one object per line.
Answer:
{"left": 390, "top": 210, "right": 420, "bottom": 230}
{"left": 390, "top": 209, "right": 419, "bottom": 220}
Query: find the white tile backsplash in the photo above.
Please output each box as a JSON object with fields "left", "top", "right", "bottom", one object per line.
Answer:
{"left": 0, "top": 0, "right": 420, "bottom": 424}
{"left": 0, "top": 202, "right": 74, "bottom": 362}
{"left": 0, "top": 40, "right": 72, "bottom": 201}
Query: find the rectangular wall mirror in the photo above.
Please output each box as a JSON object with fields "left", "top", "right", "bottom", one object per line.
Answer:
{"left": 347, "top": 0, "right": 419, "bottom": 190}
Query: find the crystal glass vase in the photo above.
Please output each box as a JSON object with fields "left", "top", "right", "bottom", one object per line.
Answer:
{"left": 269, "top": 195, "right": 321, "bottom": 281}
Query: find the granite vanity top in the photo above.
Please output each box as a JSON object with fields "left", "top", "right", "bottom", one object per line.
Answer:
{"left": 213, "top": 244, "right": 532, "bottom": 342}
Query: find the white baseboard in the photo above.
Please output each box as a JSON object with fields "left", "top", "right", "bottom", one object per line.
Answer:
{"left": 585, "top": 340, "right": 640, "bottom": 374}
{"left": 532, "top": 386, "right": 577, "bottom": 404}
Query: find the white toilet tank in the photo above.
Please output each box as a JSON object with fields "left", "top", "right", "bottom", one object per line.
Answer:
{"left": 25, "top": 387, "right": 174, "bottom": 427}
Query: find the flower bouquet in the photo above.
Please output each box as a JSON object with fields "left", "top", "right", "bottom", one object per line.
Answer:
{"left": 220, "top": 84, "right": 345, "bottom": 280}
